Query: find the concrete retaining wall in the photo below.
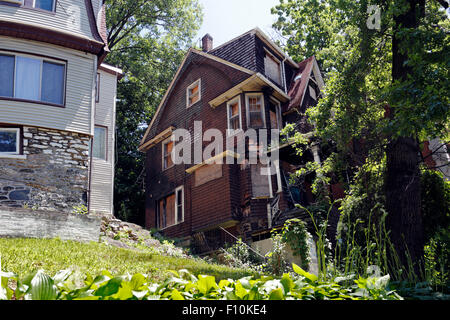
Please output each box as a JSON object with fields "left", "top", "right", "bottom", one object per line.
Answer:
{"left": 0, "top": 208, "right": 100, "bottom": 242}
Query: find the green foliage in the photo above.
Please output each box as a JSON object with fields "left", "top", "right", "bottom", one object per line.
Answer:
{"left": 264, "top": 232, "right": 290, "bottom": 276}
{"left": 0, "top": 238, "right": 253, "bottom": 283}
{"left": 0, "top": 264, "right": 402, "bottom": 300}
{"left": 421, "top": 169, "right": 450, "bottom": 243}
{"left": 424, "top": 228, "right": 450, "bottom": 293}
{"left": 221, "top": 239, "right": 265, "bottom": 271}
{"left": 280, "top": 218, "right": 312, "bottom": 270}
{"left": 72, "top": 205, "right": 88, "bottom": 215}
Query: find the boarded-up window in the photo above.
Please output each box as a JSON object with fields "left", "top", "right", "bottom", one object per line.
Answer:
{"left": 227, "top": 97, "right": 241, "bottom": 131}
{"left": 269, "top": 100, "right": 281, "bottom": 130}
{"left": 187, "top": 79, "right": 201, "bottom": 107}
{"left": 163, "top": 140, "right": 174, "bottom": 169}
{"left": 157, "top": 193, "right": 176, "bottom": 228}
{"left": 264, "top": 52, "right": 281, "bottom": 85}
{"left": 251, "top": 163, "right": 271, "bottom": 198}
{"left": 195, "top": 164, "right": 222, "bottom": 187}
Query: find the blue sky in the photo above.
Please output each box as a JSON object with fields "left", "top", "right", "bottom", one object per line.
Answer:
{"left": 194, "top": 0, "right": 281, "bottom": 48}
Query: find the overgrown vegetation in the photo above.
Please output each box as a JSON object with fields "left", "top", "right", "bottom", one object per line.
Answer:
{"left": 0, "top": 238, "right": 253, "bottom": 284}
{"left": 0, "top": 263, "right": 402, "bottom": 300}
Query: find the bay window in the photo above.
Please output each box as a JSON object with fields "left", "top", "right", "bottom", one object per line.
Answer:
{"left": 246, "top": 93, "right": 265, "bottom": 129}
{"left": 226, "top": 96, "right": 242, "bottom": 132}
{"left": 0, "top": 52, "right": 66, "bottom": 106}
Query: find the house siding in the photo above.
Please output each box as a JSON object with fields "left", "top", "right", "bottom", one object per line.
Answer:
{"left": 0, "top": 36, "right": 96, "bottom": 136}
{"left": 0, "top": 0, "right": 96, "bottom": 41}
{"left": 89, "top": 69, "right": 117, "bottom": 215}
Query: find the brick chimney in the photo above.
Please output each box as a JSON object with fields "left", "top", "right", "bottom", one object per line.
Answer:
{"left": 202, "top": 34, "right": 213, "bottom": 52}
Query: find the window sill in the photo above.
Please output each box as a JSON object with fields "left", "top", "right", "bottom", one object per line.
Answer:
{"left": 0, "top": 154, "right": 26, "bottom": 159}
{"left": 0, "top": 96, "right": 65, "bottom": 108}
{"left": 20, "top": 5, "right": 56, "bottom": 15}
{"left": 162, "top": 164, "right": 175, "bottom": 172}
{"left": 158, "top": 220, "right": 185, "bottom": 230}
{"left": 186, "top": 100, "right": 201, "bottom": 109}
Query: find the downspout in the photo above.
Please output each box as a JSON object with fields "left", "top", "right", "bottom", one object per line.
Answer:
{"left": 88, "top": 55, "right": 98, "bottom": 215}
{"left": 281, "top": 57, "right": 287, "bottom": 93}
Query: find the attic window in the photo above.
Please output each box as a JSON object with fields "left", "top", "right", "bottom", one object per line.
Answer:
{"left": 264, "top": 51, "right": 282, "bottom": 85}
{"left": 186, "top": 79, "right": 201, "bottom": 108}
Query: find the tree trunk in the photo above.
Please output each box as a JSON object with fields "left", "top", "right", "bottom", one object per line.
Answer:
{"left": 386, "top": 0, "right": 425, "bottom": 278}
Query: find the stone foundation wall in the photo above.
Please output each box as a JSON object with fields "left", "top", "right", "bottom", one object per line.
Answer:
{"left": 0, "top": 126, "right": 90, "bottom": 213}
{"left": 0, "top": 207, "right": 100, "bottom": 242}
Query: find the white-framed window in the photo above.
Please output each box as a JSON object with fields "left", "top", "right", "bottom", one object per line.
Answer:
{"left": 226, "top": 96, "right": 242, "bottom": 133}
{"left": 0, "top": 52, "right": 66, "bottom": 106}
{"left": 93, "top": 125, "right": 107, "bottom": 160}
{"left": 0, "top": 127, "right": 20, "bottom": 155}
{"left": 162, "top": 137, "right": 174, "bottom": 170}
{"left": 246, "top": 93, "right": 266, "bottom": 129}
{"left": 186, "top": 79, "right": 201, "bottom": 108}
{"left": 264, "top": 50, "right": 282, "bottom": 85}
{"left": 24, "top": 0, "right": 56, "bottom": 12}
{"left": 156, "top": 185, "right": 184, "bottom": 229}
{"left": 175, "top": 185, "right": 184, "bottom": 224}
{"left": 269, "top": 97, "right": 282, "bottom": 130}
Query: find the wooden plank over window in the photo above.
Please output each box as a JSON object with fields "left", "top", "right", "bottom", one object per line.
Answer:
{"left": 194, "top": 164, "right": 222, "bottom": 187}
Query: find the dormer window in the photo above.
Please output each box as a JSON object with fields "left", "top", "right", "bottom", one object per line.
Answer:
{"left": 23, "top": 0, "right": 56, "bottom": 12}
{"left": 186, "top": 79, "right": 201, "bottom": 108}
{"left": 264, "top": 50, "right": 282, "bottom": 85}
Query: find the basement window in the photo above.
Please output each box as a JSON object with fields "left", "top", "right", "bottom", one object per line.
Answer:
{"left": 186, "top": 79, "right": 201, "bottom": 108}
{"left": 0, "top": 127, "right": 21, "bottom": 156}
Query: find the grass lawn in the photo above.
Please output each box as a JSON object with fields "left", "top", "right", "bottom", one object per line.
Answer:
{"left": 0, "top": 238, "right": 255, "bottom": 282}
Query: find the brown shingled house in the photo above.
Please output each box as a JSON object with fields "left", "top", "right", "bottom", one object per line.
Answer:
{"left": 138, "top": 28, "right": 332, "bottom": 253}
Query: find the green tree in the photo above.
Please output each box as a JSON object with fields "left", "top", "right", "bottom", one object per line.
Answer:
{"left": 273, "top": 0, "right": 449, "bottom": 277}
{"left": 103, "top": 0, "right": 203, "bottom": 224}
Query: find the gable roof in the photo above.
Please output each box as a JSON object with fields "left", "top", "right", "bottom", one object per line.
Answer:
{"left": 210, "top": 27, "right": 299, "bottom": 69}
{"left": 138, "top": 48, "right": 255, "bottom": 151}
{"left": 285, "top": 56, "right": 324, "bottom": 113}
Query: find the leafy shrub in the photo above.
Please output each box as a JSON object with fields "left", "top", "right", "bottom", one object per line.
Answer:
{"left": 72, "top": 205, "right": 88, "bottom": 215}
{"left": 0, "top": 264, "right": 402, "bottom": 300}
{"left": 263, "top": 232, "right": 290, "bottom": 276}
{"left": 280, "top": 218, "right": 312, "bottom": 271}
{"left": 221, "top": 239, "right": 264, "bottom": 271}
